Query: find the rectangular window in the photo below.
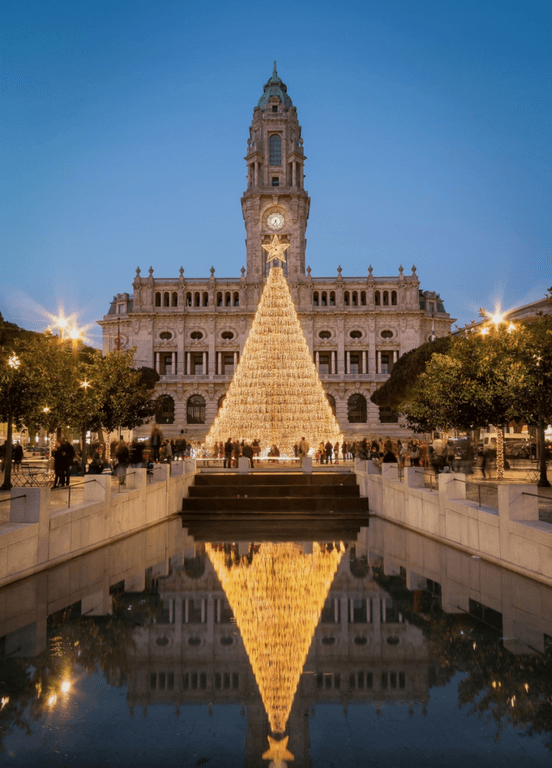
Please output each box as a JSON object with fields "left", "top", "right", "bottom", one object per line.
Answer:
{"left": 192, "top": 354, "right": 203, "bottom": 375}
{"left": 318, "top": 353, "right": 330, "bottom": 375}
{"left": 271, "top": 177, "right": 279, "bottom": 186}
{"left": 223, "top": 354, "right": 235, "bottom": 375}
{"left": 349, "top": 354, "right": 361, "bottom": 375}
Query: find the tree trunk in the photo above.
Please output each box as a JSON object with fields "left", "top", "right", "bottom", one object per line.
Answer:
{"left": 537, "top": 415, "right": 550, "bottom": 487}
{"left": 495, "top": 427, "right": 504, "bottom": 480}
{"left": 1, "top": 414, "right": 14, "bottom": 491}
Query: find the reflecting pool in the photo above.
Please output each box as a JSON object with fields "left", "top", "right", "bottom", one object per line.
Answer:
{"left": 1, "top": 517, "right": 551, "bottom": 767}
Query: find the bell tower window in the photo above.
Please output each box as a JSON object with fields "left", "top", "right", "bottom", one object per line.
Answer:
{"left": 269, "top": 134, "right": 282, "bottom": 165}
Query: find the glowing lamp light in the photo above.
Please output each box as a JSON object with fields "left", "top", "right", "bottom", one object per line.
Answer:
{"left": 47, "top": 693, "right": 57, "bottom": 707}
{"left": 60, "top": 680, "right": 71, "bottom": 694}
{"left": 80, "top": 381, "right": 90, "bottom": 389}
{"left": 491, "top": 312, "right": 503, "bottom": 327}
{"left": 8, "top": 354, "right": 20, "bottom": 369}
{"left": 69, "top": 327, "right": 82, "bottom": 340}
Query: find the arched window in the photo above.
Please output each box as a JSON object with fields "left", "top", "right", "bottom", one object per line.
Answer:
{"left": 383, "top": 291, "right": 389, "bottom": 306}
{"left": 155, "top": 292, "right": 161, "bottom": 307}
{"left": 217, "top": 292, "right": 223, "bottom": 307}
{"left": 375, "top": 291, "right": 381, "bottom": 306}
{"left": 344, "top": 291, "right": 350, "bottom": 306}
{"left": 163, "top": 292, "right": 170, "bottom": 307}
{"left": 326, "top": 394, "right": 336, "bottom": 416}
{"left": 313, "top": 292, "right": 319, "bottom": 307}
{"left": 233, "top": 292, "right": 240, "bottom": 307}
{"left": 186, "top": 292, "right": 192, "bottom": 307}
{"left": 348, "top": 394, "right": 367, "bottom": 423}
{"left": 171, "top": 292, "right": 178, "bottom": 307}
{"left": 391, "top": 290, "right": 397, "bottom": 305}
{"left": 360, "top": 291, "right": 366, "bottom": 306}
{"left": 352, "top": 291, "right": 358, "bottom": 306}
{"left": 203, "top": 292, "right": 209, "bottom": 307}
{"left": 187, "top": 395, "right": 206, "bottom": 424}
{"left": 225, "top": 292, "right": 231, "bottom": 307}
{"left": 269, "top": 134, "right": 282, "bottom": 165}
{"left": 155, "top": 395, "right": 175, "bottom": 424}
{"left": 194, "top": 292, "right": 201, "bottom": 307}
{"left": 321, "top": 291, "right": 327, "bottom": 306}
{"left": 329, "top": 291, "right": 336, "bottom": 306}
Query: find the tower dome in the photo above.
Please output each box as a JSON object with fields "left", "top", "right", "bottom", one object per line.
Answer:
{"left": 257, "top": 61, "right": 293, "bottom": 109}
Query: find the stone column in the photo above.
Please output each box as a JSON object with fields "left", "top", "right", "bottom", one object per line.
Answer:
{"left": 315, "top": 351, "right": 319, "bottom": 370}
{"left": 376, "top": 350, "right": 381, "bottom": 374}
{"left": 217, "top": 352, "right": 222, "bottom": 374}
{"left": 203, "top": 351, "right": 207, "bottom": 374}
{"left": 346, "top": 351, "right": 350, "bottom": 374}
{"left": 234, "top": 351, "right": 238, "bottom": 367}
{"left": 362, "top": 350, "right": 367, "bottom": 374}
{"left": 186, "top": 352, "right": 191, "bottom": 375}
{"left": 154, "top": 352, "right": 159, "bottom": 374}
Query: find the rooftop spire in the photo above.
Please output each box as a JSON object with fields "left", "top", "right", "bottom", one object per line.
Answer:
{"left": 258, "top": 62, "right": 292, "bottom": 109}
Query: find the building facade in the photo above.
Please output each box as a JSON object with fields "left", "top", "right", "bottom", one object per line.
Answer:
{"left": 99, "top": 65, "right": 452, "bottom": 442}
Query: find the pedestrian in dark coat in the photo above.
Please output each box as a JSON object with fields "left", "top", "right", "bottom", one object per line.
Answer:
{"left": 325, "top": 441, "right": 333, "bottom": 464}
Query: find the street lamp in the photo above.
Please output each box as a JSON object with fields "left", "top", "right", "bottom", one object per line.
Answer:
{"left": 1, "top": 354, "right": 22, "bottom": 490}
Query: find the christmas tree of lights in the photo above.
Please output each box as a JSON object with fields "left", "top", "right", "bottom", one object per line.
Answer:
{"left": 206, "top": 541, "right": 344, "bottom": 759}
{"left": 206, "top": 245, "right": 342, "bottom": 455}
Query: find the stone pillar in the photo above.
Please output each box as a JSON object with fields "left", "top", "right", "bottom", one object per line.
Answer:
{"left": 203, "top": 351, "right": 207, "bottom": 374}
{"left": 315, "top": 351, "right": 319, "bottom": 370}
{"left": 376, "top": 350, "right": 381, "bottom": 373}
{"left": 362, "top": 350, "right": 367, "bottom": 373}
{"left": 292, "top": 162, "right": 296, "bottom": 187}
{"left": 217, "top": 352, "right": 222, "bottom": 374}
{"left": 186, "top": 352, "right": 191, "bottom": 375}
{"left": 333, "top": 351, "right": 337, "bottom": 374}
{"left": 302, "top": 457, "right": 313, "bottom": 474}
{"left": 234, "top": 351, "right": 238, "bottom": 367}
{"left": 346, "top": 351, "right": 350, "bottom": 374}
{"left": 154, "top": 352, "right": 160, "bottom": 374}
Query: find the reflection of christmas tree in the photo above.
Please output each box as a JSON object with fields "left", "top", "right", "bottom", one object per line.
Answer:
{"left": 206, "top": 542, "right": 344, "bottom": 738}
{"left": 206, "top": 262, "right": 342, "bottom": 455}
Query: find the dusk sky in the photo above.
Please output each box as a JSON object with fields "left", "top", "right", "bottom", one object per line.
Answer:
{"left": 1, "top": 0, "right": 550, "bottom": 347}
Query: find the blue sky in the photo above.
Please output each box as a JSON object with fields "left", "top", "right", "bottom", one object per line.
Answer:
{"left": 1, "top": 0, "right": 550, "bottom": 346}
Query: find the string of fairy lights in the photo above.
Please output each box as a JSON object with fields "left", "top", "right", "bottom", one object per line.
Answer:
{"left": 206, "top": 265, "right": 343, "bottom": 455}
{"left": 206, "top": 542, "right": 345, "bottom": 746}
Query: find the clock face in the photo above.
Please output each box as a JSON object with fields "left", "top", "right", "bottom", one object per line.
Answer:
{"left": 267, "top": 212, "right": 285, "bottom": 231}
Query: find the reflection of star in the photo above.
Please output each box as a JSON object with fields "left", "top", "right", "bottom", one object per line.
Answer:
{"left": 262, "top": 735, "right": 294, "bottom": 766}
{"left": 262, "top": 235, "right": 291, "bottom": 263}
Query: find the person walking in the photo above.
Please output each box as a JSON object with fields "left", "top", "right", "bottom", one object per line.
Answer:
{"left": 52, "top": 441, "right": 64, "bottom": 488}
{"left": 12, "top": 443, "right": 23, "bottom": 472}
{"left": 325, "top": 441, "right": 333, "bottom": 464}
{"left": 333, "top": 442, "right": 340, "bottom": 464}
{"left": 60, "top": 438, "right": 75, "bottom": 486}
{"left": 150, "top": 425, "right": 163, "bottom": 463}
{"left": 223, "top": 437, "right": 233, "bottom": 469}
{"left": 115, "top": 438, "right": 130, "bottom": 486}
{"left": 299, "top": 437, "right": 310, "bottom": 459}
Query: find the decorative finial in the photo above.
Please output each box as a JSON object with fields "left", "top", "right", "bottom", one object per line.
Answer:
{"left": 411, "top": 264, "right": 417, "bottom": 274}
{"left": 148, "top": 266, "right": 154, "bottom": 277}
{"left": 135, "top": 266, "right": 141, "bottom": 276}
{"left": 337, "top": 265, "right": 342, "bottom": 275}
{"left": 399, "top": 264, "right": 404, "bottom": 275}
{"left": 306, "top": 265, "right": 312, "bottom": 277}
{"left": 210, "top": 266, "right": 215, "bottom": 276}
{"left": 240, "top": 266, "right": 246, "bottom": 276}
{"left": 368, "top": 265, "right": 373, "bottom": 276}
{"left": 179, "top": 266, "right": 184, "bottom": 278}
{"left": 273, "top": 60, "right": 278, "bottom": 77}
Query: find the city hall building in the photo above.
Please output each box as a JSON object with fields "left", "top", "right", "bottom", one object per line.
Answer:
{"left": 99, "top": 65, "right": 452, "bottom": 442}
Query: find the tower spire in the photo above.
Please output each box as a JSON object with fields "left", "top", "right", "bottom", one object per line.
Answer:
{"left": 273, "top": 59, "right": 278, "bottom": 77}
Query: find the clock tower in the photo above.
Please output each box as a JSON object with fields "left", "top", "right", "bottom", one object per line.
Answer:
{"left": 241, "top": 63, "right": 310, "bottom": 283}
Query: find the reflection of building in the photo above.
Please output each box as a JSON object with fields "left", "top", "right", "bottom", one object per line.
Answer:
{"left": 124, "top": 544, "right": 437, "bottom": 767}
{"left": 98, "top": 65, "right": 452, "bottom": 442}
